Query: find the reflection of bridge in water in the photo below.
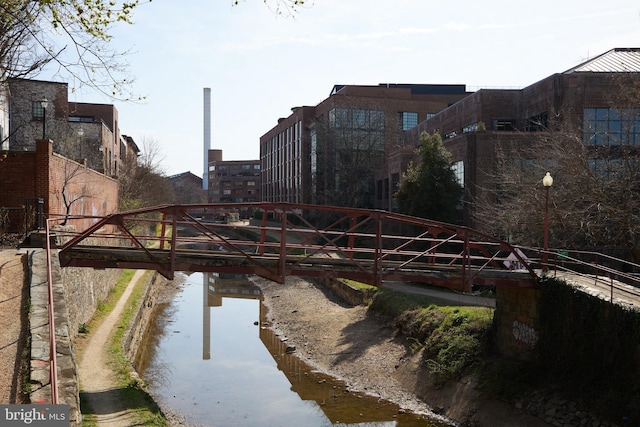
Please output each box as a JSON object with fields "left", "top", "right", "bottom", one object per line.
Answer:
{"left": 57, "top": 202, "right": 540, "bottom": 291}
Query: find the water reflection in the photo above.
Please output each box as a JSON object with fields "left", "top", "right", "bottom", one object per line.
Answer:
{"left": 137, "top": 272, "right": 448, "bottom": 427}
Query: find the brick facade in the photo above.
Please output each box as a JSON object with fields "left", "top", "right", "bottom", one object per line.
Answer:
{"left": 396, "top": 62, "right": 640, "bottom": 228}
{"left": 207, "top": 149, "right": 260, "bottom": 211}
{"left": 0, "top": 140, "right": 118, "bottom": 232}
{"left": 8, "top": 79, "right": 122, "bottom": 177}
{"left": 260, "top": 84, "right": 470, "bottom": 208}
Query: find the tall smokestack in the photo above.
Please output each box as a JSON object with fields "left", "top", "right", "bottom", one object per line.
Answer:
{"left": 203, "top": 87, "right": 211, "bottom": 190}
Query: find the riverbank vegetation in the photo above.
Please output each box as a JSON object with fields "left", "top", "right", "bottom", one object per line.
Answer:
{"left": 370, "top": 288, "right": 494, "bottom": 385}
{"left": 367, "top": 279, "right": 640, "bottom": 425}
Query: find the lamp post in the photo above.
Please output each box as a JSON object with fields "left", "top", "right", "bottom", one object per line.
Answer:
{"left": 542, "top": 171, "right": 553, "bottom": 271}
{"left": 40, "top": 97, "right": 49, "bottom": 140}
{"left": 77, "top": 127, "right": 84, "bottom": 159}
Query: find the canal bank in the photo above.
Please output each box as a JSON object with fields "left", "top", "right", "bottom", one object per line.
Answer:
{"left": 25, "top": 249, "right": 618, "bottom": 427}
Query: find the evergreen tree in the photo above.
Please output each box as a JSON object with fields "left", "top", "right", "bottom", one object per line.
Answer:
{"left": 396, "top": 131, "right": 462, "bottom": 222}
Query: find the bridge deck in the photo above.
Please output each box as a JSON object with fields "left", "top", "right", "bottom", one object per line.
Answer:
{"left": 60, "top": 245, "right": 537, "bottom": 289}
{"left": 55, "top": 203, "right": 541, "bottom": 289}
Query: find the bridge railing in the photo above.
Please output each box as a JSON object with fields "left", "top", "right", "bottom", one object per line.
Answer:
{"left": 518, "top": 245, "right": 640, "bottom": 303}
{"left": 56, "top": 203, "right": 538, "bottom": 289}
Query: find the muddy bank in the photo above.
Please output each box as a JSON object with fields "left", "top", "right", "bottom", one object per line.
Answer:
{"left": 251, "top": 276, "right": 553, "bottom": 427}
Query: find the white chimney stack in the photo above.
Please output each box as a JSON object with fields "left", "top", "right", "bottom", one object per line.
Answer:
{"left": 203, "top": 87, "right": 211, "bottom": 190}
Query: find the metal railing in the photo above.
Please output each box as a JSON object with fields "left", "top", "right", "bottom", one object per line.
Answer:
{"left": 56, "top": 203, "right": 538, "bottom": 290}
{"left": 519, "top": 245, "right": 640, "bottom": 305}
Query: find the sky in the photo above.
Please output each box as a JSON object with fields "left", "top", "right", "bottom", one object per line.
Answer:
{"left": 59, "top": 0, "right": 640, "bottom": 177}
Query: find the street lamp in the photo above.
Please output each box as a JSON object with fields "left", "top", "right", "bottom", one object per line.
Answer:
{"left": 77, "top": 127, "right": 84, "bottom": 158}
{"left": 40, "top": 97, "right": 49, "bottom": 140}
{"left": 542, "top": 171, "right": 553, "bottom": 271}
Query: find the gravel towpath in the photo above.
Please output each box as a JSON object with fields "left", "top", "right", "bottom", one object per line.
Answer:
{"left": 75, "top": 269, "right": 145, "bottom": 426}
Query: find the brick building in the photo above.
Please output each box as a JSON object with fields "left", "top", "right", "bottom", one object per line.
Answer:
{"left": 168, "top": 171, "right": 205, "bottom": 204}
{"left": 8, "top": 78, "right": 125, "bottom": 177}
{"left": 0, "top": 140, "right": 118, "bottom": 232}
{"left": 0, "top": 78, "right": 140, "bottom": 233}
{"left": 260, "top": 84, "right": 471, "bottom": 208}
{"left": 395, "top": 48, "right": 640, "bottom": 228}
{"left": 207, "top": 149, "right": 260, "bottom": 207}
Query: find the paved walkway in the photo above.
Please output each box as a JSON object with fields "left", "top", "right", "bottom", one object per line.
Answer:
{"left": 384, "top": 270, "right": 640, "bottom": 312}
{"left": 552, "top": 271, "right": 640, "bottom": 310}
{"left": 382, "top": 281, "right": 496, "bottom": 308}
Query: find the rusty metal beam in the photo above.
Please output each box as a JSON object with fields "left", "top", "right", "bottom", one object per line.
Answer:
{"left": 56, "top": 202, "right": 541, "bottom": 290}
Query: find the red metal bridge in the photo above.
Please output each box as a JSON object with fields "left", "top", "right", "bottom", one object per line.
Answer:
{"left": 56, "top": 202, "right": 539, "bottom": 291}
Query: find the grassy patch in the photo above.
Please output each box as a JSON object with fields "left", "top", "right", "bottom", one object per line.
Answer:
{"left": 370, "top": 288, "right": 494, "bottom": 386}
{"left": 340, "top": 279, "right": 377, "bottom": 291}
{"left": 80, "top": 269, "right": 167, "bottom": 426}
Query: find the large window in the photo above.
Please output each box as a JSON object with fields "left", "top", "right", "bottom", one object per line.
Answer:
{"left": 329, "top": 108, "right": 385, "bottom": 151}
{"left": 329, "top": 108, "right": 384, "bottom": 129}
{"left": 493, "top": 119, "right": 516, "bottom": 131}
{"left": 397, "top": 112, "right": 419, "bottom": 131}
{"left": 583, "top": 108, "right": 640, "bottom": 146}
{"left": 452, "top": 161, "right": 464, "bottom": 187}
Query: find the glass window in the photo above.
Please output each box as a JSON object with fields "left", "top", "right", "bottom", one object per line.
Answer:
{"left": 32, "top": 102, "right": 45, "bottom": 120}
{"left": 584, "top": 107, "right": 640, "bottom": 146}
{"left": 452, "top": 161, "right": 464, "bottom": 187}
{"left": 397, "top": 112, "right": 419, "bottom": 131}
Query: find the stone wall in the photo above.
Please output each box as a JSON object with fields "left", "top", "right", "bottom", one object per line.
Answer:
{"left": 60, "top": 264, "right": 122, "bottom": 341}
{"left": 29, "top": 249, "right": 82, "bottom": 425}
{"left": 29, "top": 248, "right": 167, "bottom": 426}
{"left": 492, "top": 285, "right": 541, "bottom": 361}
{"left": 29, "top": 249, "right": 122, "bottom": 425}
{"left": 311, "top": 277, "right": 375, "bottom": 306}
{"left": 123, "top": 272, "right": 167, "bottom": 362}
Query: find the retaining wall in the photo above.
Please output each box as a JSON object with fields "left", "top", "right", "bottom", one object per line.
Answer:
{"left": 28, "top": 249, "right": 160, "bottom": 426}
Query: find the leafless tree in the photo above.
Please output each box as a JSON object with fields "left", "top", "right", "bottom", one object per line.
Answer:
{"left": 119, "top": 136, "right": 175, "bottom": 211}
{"left": 473, "top": 78, "right": 640, "bottom": 262}
{"left": 310, "top": 105, "right": 388, "bottom": 208}
{"left": 55, "top": 161, "right": 93, "bottom": 225}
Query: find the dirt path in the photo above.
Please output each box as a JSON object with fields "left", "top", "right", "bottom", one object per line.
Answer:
{"left": 76, "top": 270, "right": 145, "bottom": 426}
{"left": 0, "top": 250, "right": 28, "bottom": 404}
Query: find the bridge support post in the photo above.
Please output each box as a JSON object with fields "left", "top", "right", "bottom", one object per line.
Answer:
{"left": 493, "top": 285, "right": 542, "bottom": 361}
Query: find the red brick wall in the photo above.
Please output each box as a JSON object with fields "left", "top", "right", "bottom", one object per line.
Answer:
{"left": 0, "top": 140, "right": 118, "bottom": 232}
{"left": 0, "top": 151, "right": 37, "bottom": 207}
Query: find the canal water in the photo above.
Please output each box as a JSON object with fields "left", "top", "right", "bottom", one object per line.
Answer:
{"left": 136, "top": 272, "right": 449, "bottom": 427}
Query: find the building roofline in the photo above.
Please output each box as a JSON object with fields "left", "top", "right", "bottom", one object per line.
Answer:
{"left": 562, "top": 47, "right": 640, "bottom": 74}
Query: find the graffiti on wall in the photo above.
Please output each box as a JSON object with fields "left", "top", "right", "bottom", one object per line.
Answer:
{"left": 512, "top": 320, "right": 538, "bottom": 348}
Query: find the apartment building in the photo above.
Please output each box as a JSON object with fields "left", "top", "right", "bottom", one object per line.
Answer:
{"left": 260, "top": 84, "right": 471, "bottom": 208}
{"left": 207, "top": 149, "right": 260, "bottom": 205}
{"left": 7, "top": 78, "right": 124, "bottom": 176}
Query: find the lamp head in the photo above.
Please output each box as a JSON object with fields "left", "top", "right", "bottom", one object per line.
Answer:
{"left": 40, "top": 97, "right": 49, "bottom": 109}
{"left": 542, "top": 171, "right": 553, "bottom": 187}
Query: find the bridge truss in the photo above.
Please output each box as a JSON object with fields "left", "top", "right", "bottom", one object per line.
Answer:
{"left": 57, "top": 203, "right": 538, "bottom": 291}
